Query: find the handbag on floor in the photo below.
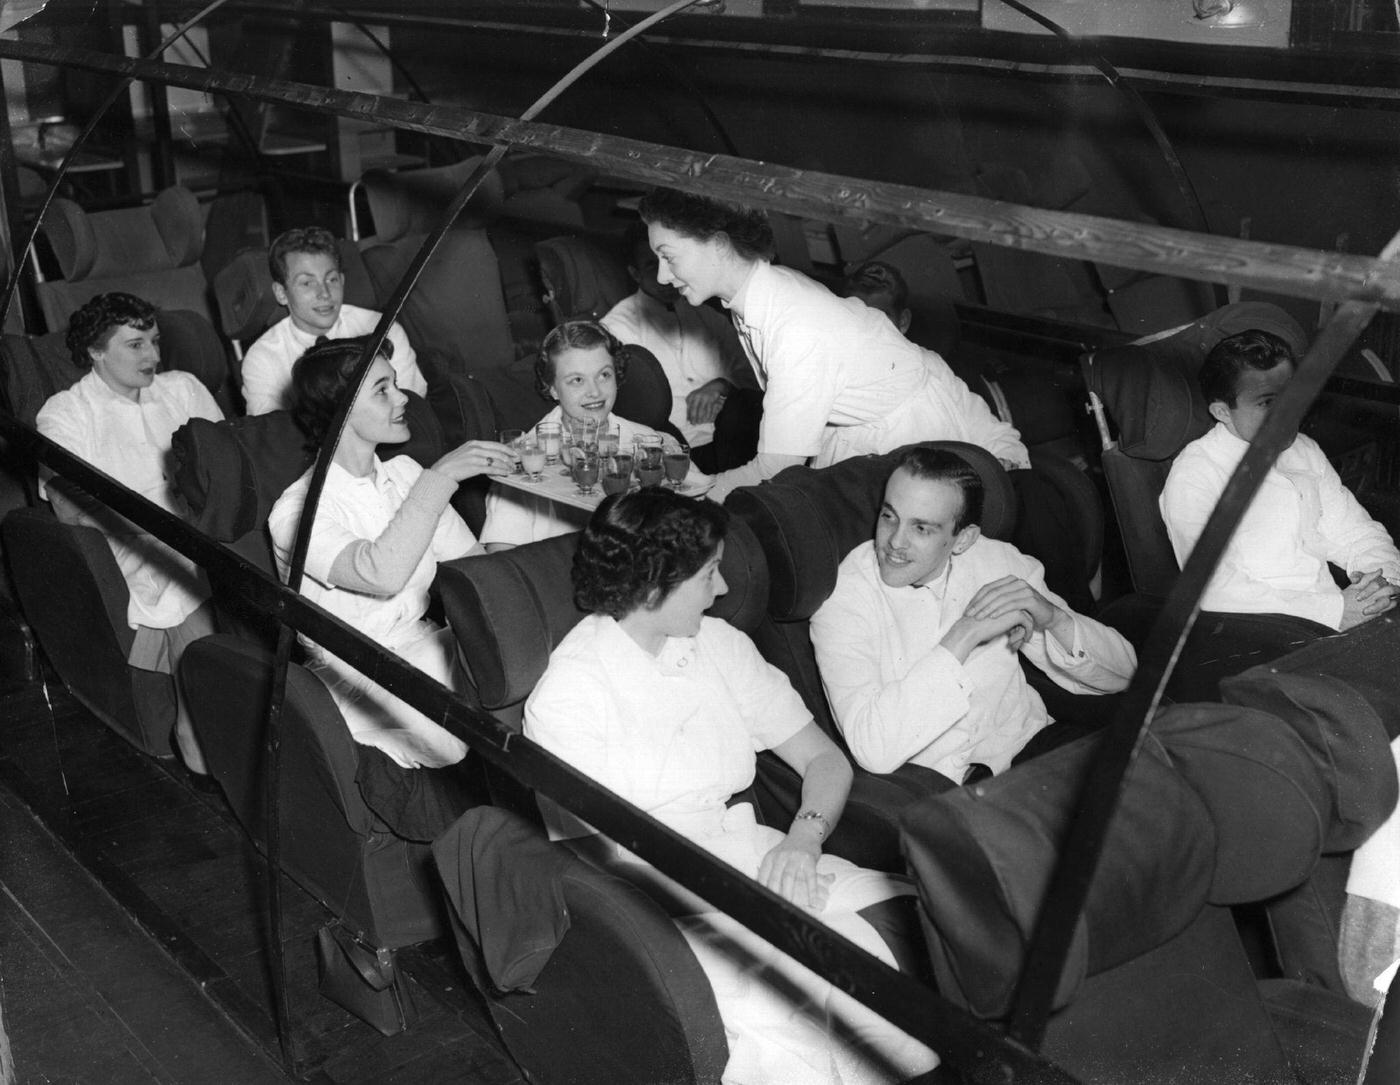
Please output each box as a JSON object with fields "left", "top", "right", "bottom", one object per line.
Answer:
{"left": 315, "top": 921, "right": 418, "bottom": 1036}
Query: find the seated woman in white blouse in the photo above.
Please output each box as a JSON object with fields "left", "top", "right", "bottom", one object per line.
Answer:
{"left": 268, "top": 337, "right": 518, "bottom": 770}
{"left": 524, "top": 488, "right": 938, "bottom": 1085}
{"left": 479, "top": 319, "right": 707, "bottom": 550}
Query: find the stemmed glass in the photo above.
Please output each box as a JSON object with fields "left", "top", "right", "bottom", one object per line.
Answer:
{"left": 520, "top": 436, "right": 547, "bottom": 483}
{"left": 663, "top": 444, "right": 691, "bottom": 489}
{"left": 634, "top": 434, "right": 665, "bottom": 488}
{"left": 602, "top": 452, "right": 632, "bottom": 496}
{"left": 537, "top": 421, "right": 562, "bottom": 465}
{"left": 571, "top": 449, "right": 601, "bottom": 495}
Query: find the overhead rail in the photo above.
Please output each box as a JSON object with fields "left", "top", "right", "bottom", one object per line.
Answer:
{"left": 147, "top": 2, "right": 1400, "bottom": 108}
{"left": 2, "top": 39, "right": 1400, "bottom": 314}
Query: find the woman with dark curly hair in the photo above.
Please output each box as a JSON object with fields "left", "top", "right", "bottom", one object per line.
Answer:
{"left": 639, "top": 187, "right": 1027, "bottom": 502}
{"left": 524, "top": 488, "right": 938, "bottom": 1085}
{"left": 36, "top": 291, "right": 224, "bottom": 775}
{"left": 479, "top": 319, "right": 707, "bottom": 550}
{"left": 268, "top": 337, "right": 517, "bottom": 769}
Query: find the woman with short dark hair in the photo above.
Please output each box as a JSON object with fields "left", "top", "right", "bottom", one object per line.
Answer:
{"left": 525, "top": 488, "right": 938, "bottom": 1084}
{"left": 38, "top": 290, "right": 224, "bottom": 776}
{"left": 639, "top": 187, "right": 1028, "bottom": 502}
{"left": 268, "top": 337, "right": 517, "bottom": 768}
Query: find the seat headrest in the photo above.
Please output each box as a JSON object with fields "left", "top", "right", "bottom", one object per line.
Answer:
{"left": 534, "top": 235, "right": 631, "bottom": 324}
{"left": 710, "top": 515, "right": 768, "bottom": 633}
{"left": 362, "top": 157, "right": 505, "bottom": 243}
{"left": 1088, "top": 301, "right": 1307, "bottom": 463}
{"left": 438, "top": 533, "right": 586, "bottom": 712}
{"left": 212, "top": 248, "right": 280, "bottom": 344}
{"left": 612, "top": 346, "right": 673, "bottom": 435}
{"left": 42, "top": 187, "right": 204, "bottom": 282}
{"left": 1, "top": 308, "right": 224, "bottom": 428}
{"left": 901, "top": 730, "right": 1215, "bottom": 1019}
{"left": 1195, "top": 301, "right": 1307, "bottom": 357}
{"left": 728, "top": 441, "right": 1016, "bottom": 622}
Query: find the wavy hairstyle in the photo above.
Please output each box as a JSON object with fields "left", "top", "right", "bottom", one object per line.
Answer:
{"left": 290, "top": 335, "right": 393, "bottom": 450}
{"left": 1198, "top": 329, "right": 1295, "bottom": 409}
{"left": 66, "top": 292, "right": 157, "bottom": 369}
{"left": 268, "top": 225, "right": 341, "bottom": 286}
{"left": 535, "top": 320, "right": 629, "bottom": 399}
{"left": 573, "top": 488, "right": 729, "bottom": 619}
{"left": 893, "top": 445, "right": 985, "bottom": 533}
{"left": 637, "top": 187, "right": 776, "bottom": 262}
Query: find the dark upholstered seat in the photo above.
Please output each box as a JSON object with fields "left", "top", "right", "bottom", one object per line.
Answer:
{"left": 725, "top": 441, "right": 1017, "bottom": 870}
{"left": 3, "top": 507, "right": 176, "bottom": 756}
{"left": 902, "top": 688, "right": 1386, "bottom": 1083}
{"left": 535, "top": 234, "right": 631, "bottom": 326}
{"left": 359, "top": 225, "right": 542, "bottom": 430}
{"left": 433, "top": 805, "right": 728, "bottom": 1085}
{"left": 1082, "top": 302, "right": 1335, "bottom": 701}
{"left": 35, "top": 187, "right": 215, "bottom": 331}
{"left": 0, "top": 309, "right": 236, "bottom": 755}
{"left": 179, "top": 635, "right": 448, "bottom": 949}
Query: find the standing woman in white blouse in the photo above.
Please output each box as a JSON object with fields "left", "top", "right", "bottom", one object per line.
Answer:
{"left": 638, "top": 187, "right": 1027, "bottom": 503}
{"left": 268, "top": 337, "right": 518, "bottom": 770}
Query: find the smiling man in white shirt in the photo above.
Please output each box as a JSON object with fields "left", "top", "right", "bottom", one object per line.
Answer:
{"left": 811, "top": 446, "right": 1135, "bottom": 790}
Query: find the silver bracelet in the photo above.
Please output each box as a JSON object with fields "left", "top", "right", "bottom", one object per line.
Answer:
{"left": 794, "top": 809, "right": 829, "bottom": 839}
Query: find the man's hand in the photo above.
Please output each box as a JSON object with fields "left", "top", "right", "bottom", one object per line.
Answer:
{"left": 941, "top": 603, "right": 1035, "bottom": 663}
{"left": 1340, "top": 569, "right": 1399, "bottom": 630}
{"left": 685, "top": 379, "right": 732, "bottom": 426}
{"left": 964, "top": 575, "right": 1063, "bottom": 633}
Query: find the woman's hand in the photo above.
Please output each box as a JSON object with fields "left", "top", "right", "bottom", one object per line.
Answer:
{"left": 431, "top": 439, "right": 519, "bottom": 482}
{"left": 758, "top": 828, "right": 833, "bottom": 912}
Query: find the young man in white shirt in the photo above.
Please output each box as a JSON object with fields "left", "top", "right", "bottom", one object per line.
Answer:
{"left": 810, "top": 446, "right": 1135, "bottom": 790}
{"left": 1160, "top": 329, "right": 1400, "bottom": 631}
{"left": 240, "top": 226, "right": 427, "bottom": 415}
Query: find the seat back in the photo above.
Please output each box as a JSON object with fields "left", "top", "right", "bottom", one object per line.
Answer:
{"left": 437, "top": 520, "right": 769, "bottom": 732}
{"left": 209, "top": 240, "right": 379, "bottom": 356}
{"left": 901, "top": 698, "right": 1341, "bottom": 1082}
{"left": 35, "top": 187, "right": 214, "bottom": 330}
{"left": 434, "top": 805, "right": 726, "bottom": 1085}
{"left": 534, "top": 235, "right": 631, "bottom": 325}
{"left": 2, "top": 506, "right": 175, "bottom": 756}
{"left": 727, "top": 441, "right": 1015, "bottom": 738}
{"left": 615, "top": 345, "right": 687, "bottom": 446}
{"left": 179, "top": 634, "right": 444, "bottom": 947}
{"left": 360, "top": 157, "right": 505, "bottom": 243}
{"left": 1, "top": 308, "right": 235, "bottom": 429}
{"left": 359, "top": 226, "right": 542, "bottom": 429}
{"left": 1082, "top": 300, "right": 1306, "bottom": 598}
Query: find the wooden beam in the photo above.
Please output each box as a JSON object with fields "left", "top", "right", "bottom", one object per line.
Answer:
{"left": 5, "top": 37, "right": 1400, "bottom": 311}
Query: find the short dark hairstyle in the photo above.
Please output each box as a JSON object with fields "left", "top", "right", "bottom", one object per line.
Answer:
{"left": 536, "top": 320, "right": 629, "bottom": 399}
{"left": 1198, "top": 330, "right": 1295, "bottom": 408}
{"left": 574, "top": 488, "right": 729, "bottom": 619}
{"left": 891, "top": 445, "right": 985, "bottom": 533}
{"left": 66, "top": 292, "right": 158, "bottom": 370}
{"left": 268, "top": 226, "right": 341, "bottom": 286}
{"left": 637, "top": 187, "right": 776, "bottom": 263}
{"left": 290, "top": 335, "right": 392, "bottom": 449}
{"left": 843, "top": 260, "right": 909, "bottom": 314}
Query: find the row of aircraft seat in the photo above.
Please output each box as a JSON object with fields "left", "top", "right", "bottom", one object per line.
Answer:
{"left": 162, "top": 434, "right": 1382, "bottom": 1083}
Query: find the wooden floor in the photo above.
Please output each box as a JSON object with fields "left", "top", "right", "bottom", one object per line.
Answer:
{"left": 0, "top": 651, "right": 525, "bottom": 1085}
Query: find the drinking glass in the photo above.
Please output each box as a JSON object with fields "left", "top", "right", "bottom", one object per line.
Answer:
{"left": 520, "top": 437, "right": 547, "bottom": 482}
{"left": 663, "top": 448, "right": 691, "bottom": 489}
{"left": 571, "top": 449, "right": 600, "bottom": 495}
{"left": 634, "top": 435, "right": 665, "bottom": 488}
{"left": 602, "top": 453, "right": 632, "bottom": 496}
{"left": 597, "top": 423, "right": 620, "bottom": 458}
{"left": 537, "top": 421, "right": 563, "bottom": 465}
{"left": 498, "top": 429, "right": 524, "bottom": 472}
